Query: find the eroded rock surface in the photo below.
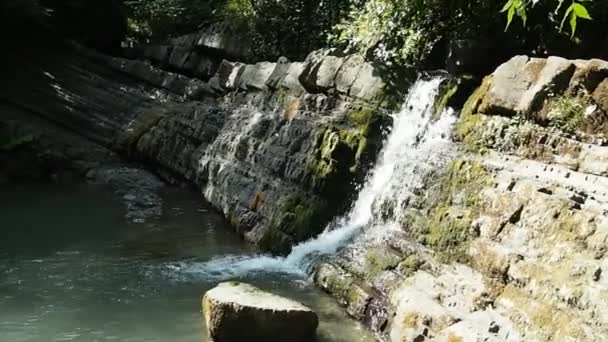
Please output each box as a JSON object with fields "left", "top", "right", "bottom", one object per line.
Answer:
{"left": 0, "top": 40, "right": 396, "bottom": 253}
{"left": 313, "top": 56, "right": 608, "bottom": 341}
{"left": 202, "top": 282, "right": 318, "bottom": 342}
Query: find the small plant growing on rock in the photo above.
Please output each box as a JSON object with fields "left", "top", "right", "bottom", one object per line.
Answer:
{"left": 545, "top": 95, "right": 586, "bottom": 134}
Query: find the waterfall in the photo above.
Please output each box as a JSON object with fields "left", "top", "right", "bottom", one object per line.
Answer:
{"left": 169, "top": 76, "right": 456, "bottom": 279}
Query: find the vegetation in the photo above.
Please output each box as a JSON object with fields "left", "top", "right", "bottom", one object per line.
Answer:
{"left": 3, "top": 0, "right": 606, "bottom": 65}
{"left": 501, "top": 0, "right": 592, "bottom": 37}
{"left": 545, "top": 95, "right": 587, "bottom": 134}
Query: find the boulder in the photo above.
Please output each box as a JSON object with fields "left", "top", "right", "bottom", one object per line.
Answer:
{"left": 202, "top": 282, "right": 319, "bottom": 342}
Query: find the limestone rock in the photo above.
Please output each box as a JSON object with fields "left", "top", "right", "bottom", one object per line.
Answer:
{"left": 300, "top": 55, "right": 344, "bottom": 92}
{"left": 202, "top": 282, "right": 318, "bottom": 342}
{"left": 349, "top": 62, "right": 386, "bottom": 102}
{"left": 238, "top": 62, "right": 276, "bottom": 90}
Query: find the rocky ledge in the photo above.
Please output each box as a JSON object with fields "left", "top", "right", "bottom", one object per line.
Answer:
{"left": 0, "top": 39, "right": 399, "bottom": 253}
{"left": 313, "top": 56, "right": 608, "bottom": 341}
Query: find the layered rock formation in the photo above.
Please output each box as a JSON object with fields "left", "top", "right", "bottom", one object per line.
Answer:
{"left": 0, "top": 39, "right": 395, "bottom": 253}
{"left": 313, "top": 56, "right": 608, "bottom": 341}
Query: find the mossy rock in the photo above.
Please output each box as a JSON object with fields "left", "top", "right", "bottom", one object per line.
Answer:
{"left": 454, "top": 76, "right": 493, "bottom": 151}
{"left": 362, "top": 247, "right": 403, "bottom": 280}
{"left": 409, "top": 160, "right": 495, "bottom": 261}
{"left": 262, "top": 193, "right": 326, "bottom": 253}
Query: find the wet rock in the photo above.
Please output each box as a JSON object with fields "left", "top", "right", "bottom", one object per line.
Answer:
{"left": 202, "top": 282, "right": 318, "bottom": 342}
{"left": 2, "top": 40, "right": 391, "bottom": 253}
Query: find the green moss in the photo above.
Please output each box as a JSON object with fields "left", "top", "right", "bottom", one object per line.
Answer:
{"left": 397, "top": 255, "right": 423, "bottom": 277}
{"left": 421, "top": 160, "right": 495, "bottom": 261}
{"left": 307, "top": 129, "right": 340, "bottom": 185}
{"left": 265, "top": 193, "right": 325, "bottom": 252}
{"left": 455, "top": 76, "right": 492, "bottom": 151}
{"left": 544, "top": 95, "right": 588, "bottom": 134}
{"left": 363, "top": 248, "right": 402, "bottom": 279}
{"left": 432, "top": 79, "right": 459, "bottom": 121}
{"left": 307, "top": 104, "right": 380, "bottom": 189}
{"left": 348, "top": 105, "right": 376, "bottom": 127}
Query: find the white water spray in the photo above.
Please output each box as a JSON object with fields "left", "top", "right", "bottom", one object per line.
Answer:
{"left": 169, "top": 77, "right": 456, "bottom": 279}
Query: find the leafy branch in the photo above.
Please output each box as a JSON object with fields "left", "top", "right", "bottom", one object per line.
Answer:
{"left": 501, "top": 0, "right": 593, "bottom": 38}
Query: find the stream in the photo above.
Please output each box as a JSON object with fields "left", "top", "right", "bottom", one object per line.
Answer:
{"left": 0, "top": 183, "right": 373, "bottom": 342}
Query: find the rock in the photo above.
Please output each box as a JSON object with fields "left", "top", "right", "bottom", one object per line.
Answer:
{"left": 239, "top": 62, "right": 276, "bottom": 90}
{"left": 168, "top": 47, "right": 191, "bottom": 70}
{"left": 300, "top": 55, "right": 344, "bottom": 92}
{"left": 335, "top": 54, "right": 366, "bottom": 94}
{"left": 142, "top": 45, "right": 173, "bottom": 65}
{"left": 478, "top": 55, "right": 542, "bottom": 116}
{"left": 202, "top": 282, "right": 318, "bottom": 342}
{"left": 349, "top": 62, "right": 386, "bottom": 102}
{"left": 209, "top": 60, "right": 246, "bottom": 90}
{"left": 1, "top": 41, "right": 388, "bottom": 254}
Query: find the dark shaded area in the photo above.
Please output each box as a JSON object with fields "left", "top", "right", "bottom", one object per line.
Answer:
{"left": 0, "top": 0, "right": 127, "bottom": 54}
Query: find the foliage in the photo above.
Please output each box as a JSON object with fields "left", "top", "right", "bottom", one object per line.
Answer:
{"left": 124, "top": 0, "right": 223, "bottom": 42}
{"left": 332, "top": 0, "right": 505, "bottom": 66}
{"left": 501, "top": 0, "right": 592, "bottom": 37}
{"left": 222, "top": 0, "right": 353, "bottom": 60}
{"left": 545, "top": 95, "right": 587, "bottom": 133}
{"left": 333, "top": 0, "right": 606, "bottom": 68}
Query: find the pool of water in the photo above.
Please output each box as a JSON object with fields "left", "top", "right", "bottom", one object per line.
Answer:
{"left": 0, "top": 183, "right": 374, "bottom": 342}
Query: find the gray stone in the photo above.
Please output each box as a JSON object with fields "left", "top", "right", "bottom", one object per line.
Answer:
{"left": 265, "top": 57, "right": 291, "bottom": 89}
{"left": 168, "top": 47, "right": 191, "bottom": 70}
{"left": 479, "top": 55, "right": 537, "bottom": 116}
{"left": 209, "top": 60, "right": 246, "bottom": 90}
{"left": 480, "top": 55, "right": 575, "bottom": 116}
{"left": 279, "top": 62, "right": 306, "bottom": 93}
{"left": 349, "top": 62, "right": 386, "bottom": 102}
{"left": 335, "top": 54, "right": 365, "bottom": 94}
{"left": 203, "top": 282, "right": 318, "bottom": 342}
{"left": 239, "top": 62, "right": 276, "bottom": 90}
{"left": 194, "top": 22, "right": 252, "bottom": 59}
{"left": 300, "top": 55, "right": 344, "bottom": 92}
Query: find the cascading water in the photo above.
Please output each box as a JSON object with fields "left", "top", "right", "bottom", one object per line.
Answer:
{"left": 169, "top": 76, "right": 456, "bottom": 279}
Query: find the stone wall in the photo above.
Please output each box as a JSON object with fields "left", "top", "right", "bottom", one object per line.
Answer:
{"left": 125, "top": 22, "right": 254, "bottom": 80}
{"left": 313, "top": 56, "right": 608, "bottom": 341}
{"left": 0, "top": 41, "right": 397, "bottom": 254}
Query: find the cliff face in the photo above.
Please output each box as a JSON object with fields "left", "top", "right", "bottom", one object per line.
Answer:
{"left": 314, "top": 56, "right": 608, "bottom": 341}
{"left": 0, "top": 39, "right": 395, "bottom": 254}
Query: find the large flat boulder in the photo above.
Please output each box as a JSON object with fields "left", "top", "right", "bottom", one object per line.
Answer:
{"left": 202, "top": 282, "right": 318, "bottom": 342}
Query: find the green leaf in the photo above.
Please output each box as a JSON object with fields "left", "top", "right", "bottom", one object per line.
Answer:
{"left": 500, "top": 0, "right": 513, "bottom": 12}
{"left": 572, "top": 3, "right": 592, "bottom": 20}
{"left": 570, "top": 11, "right": 577, "bottom": 38}
{"left": 517, "top": 6, "right": 527, "bottom": 26}
{"left": 560, "top": 3, "right": 575, "bottom": 32}
{"left": 505, "top": 5, "right": 515, "bottom": 31}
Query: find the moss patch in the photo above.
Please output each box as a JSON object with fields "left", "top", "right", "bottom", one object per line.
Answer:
{"left": 413, "top": 160, "right": 495, "bottom": 261}
{"left": 454, "top": 76, "right": 493, "bottom": 151}
{"left": 263, "top": 193, "right": 325, "bottom": 253}
{"left": 432, "top": 78, "right": 459, "bottom": 121}
{"left": 362, "top": 247, "right": 402, "bottom": 280}
{"left": 397, "top": 255, "right": 423, "bottom": 277}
